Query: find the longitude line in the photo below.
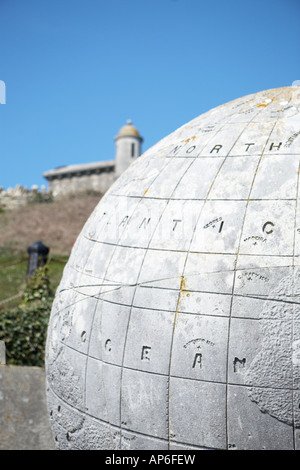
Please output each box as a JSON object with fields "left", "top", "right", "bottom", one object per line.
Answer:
{"left": 117, "top": 111, "right": 243, "bottom": 449}
{"left": 118, "top": 157, "right": 198, "bottom": 445}
{"left": 291, "top": 159, "right": 300, "bottom": 449}
{"left": 166, "top": 100, "right": 280, "bottom": 450}
{"left": 165, "top": 106, "right": 268, "bottom": 448}
{"left": 111, "top": 156, "right": 195, "bottom": 446}
{"left": 81, "top": 155, "right": 174, "bottom": 448}
{"left": 224, "top": 89, "right": 290, "bottom": 448}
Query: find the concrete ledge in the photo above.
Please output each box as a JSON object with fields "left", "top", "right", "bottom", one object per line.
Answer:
{"left": 0, "top": 365, "right": 56, "bottom": 450}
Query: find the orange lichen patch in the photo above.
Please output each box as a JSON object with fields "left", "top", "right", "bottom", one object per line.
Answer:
{"left": 179, "top": 275, "right": 187, "bottom": 292}
{"left": 181, "top": 136, "right": 197, "bottom": 143}
{"left": 143, "top": 188, "right": 149, "bottom": 196}
{"left": 256, "top": 96, "right": 277, "bottom": 108}
{"left": 174, "top": 276, "right": 190, "bottom": 324}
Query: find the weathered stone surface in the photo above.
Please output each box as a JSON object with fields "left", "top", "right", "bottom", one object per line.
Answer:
{"left": 46, "top": 86, "right": 300, "bottom": 450}
{"left": 0, "top": 342, "right": 5, "bottom": 365}
{"left": 0, "top": 366, "right": 55, "bottom": 449}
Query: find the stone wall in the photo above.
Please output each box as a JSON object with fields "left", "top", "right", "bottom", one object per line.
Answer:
{"left": 0, "top": 185, "right": 51, "bottom": 211}
{"left": 0, "top": 364, "right": 56, "bottom": 450}
{"left": 1, "top": 162, "right": 117, "bottom": 209}
{"left": 47, "top": 170, "right": 116, "bottom": 198}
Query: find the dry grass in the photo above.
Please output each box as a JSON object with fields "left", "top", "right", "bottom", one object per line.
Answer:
{"left": 0, "top": 193, "right": 102, "bottom": 256}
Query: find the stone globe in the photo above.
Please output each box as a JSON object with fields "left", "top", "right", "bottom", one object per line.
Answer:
{"left": 46, "top": 86, "right": 300, "bottom": 450}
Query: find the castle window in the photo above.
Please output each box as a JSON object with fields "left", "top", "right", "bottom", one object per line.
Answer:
{"left": 131, "top": 143, "right": 135, "bottom": 157}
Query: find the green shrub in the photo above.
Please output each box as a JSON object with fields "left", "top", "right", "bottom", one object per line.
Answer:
{"left": 0, "top": 299, "right": 53, "bottom": 366}
{"left": 0, "top": 265, "right": 54, "bottom": 366}
{"left": 23, "top": 265, "right": 53, "bottom": 303}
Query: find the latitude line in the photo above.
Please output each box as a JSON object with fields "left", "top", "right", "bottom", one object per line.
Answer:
{"left": 47, "top": 382, "right": 221, "bottom": 450}
{"left": 164, "top": 152, "right": 300, "bottom": 159}
{"left": 106, "top": 194, "right": 299, "bottom": 201}
{"left": 81, "top": 236, "right": 298, "bottom": 256}
{"left": 55, "top": 282, "right": 300, "bottom": 322}
{"left": 67, "top": 254, "right": 296, "bottom": 286}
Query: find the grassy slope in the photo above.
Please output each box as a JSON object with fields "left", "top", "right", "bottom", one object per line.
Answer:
{"left": 0, "top": 192, "right": 101, "bottom": 255}
{"left": 0, "top": 192, "right": 102, "bottom": 308}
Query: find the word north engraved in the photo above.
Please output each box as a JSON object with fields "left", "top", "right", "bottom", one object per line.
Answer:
{"left": 168, "top": 141, "right": 283, "bottom": 157}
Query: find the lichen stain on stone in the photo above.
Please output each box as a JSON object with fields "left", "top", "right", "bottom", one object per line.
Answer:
{"left": 175, "top": 276, "right": 190, "bottom": 324}
{"left": 244, "top": 270, "right": 298, "bottom": 426}
{"left": 181, "top": 136, "right": 197, "bottom": 143}
{"left": 49, "top": 348, "right": 83, "bottom": 409}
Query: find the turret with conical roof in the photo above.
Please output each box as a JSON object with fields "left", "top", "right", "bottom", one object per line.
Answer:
{"left": 114, "top": 119, "right": 143, "bottom": 177}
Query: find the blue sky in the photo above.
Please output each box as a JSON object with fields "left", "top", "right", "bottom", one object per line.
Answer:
{"left": 0, "top": 0, "right": 299, "bottom": 190}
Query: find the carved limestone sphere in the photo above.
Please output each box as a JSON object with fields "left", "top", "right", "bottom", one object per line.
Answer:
{"left": 46, "top": 86, "right": 300, "bottom": 450}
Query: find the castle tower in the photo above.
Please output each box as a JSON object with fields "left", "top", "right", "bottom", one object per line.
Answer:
{"left": 114, "top": 119, "right": 143, "bottom": 177}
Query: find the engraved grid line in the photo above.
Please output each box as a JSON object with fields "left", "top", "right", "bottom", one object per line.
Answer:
{"left": 115, "top": 112, "right": 246, "bottom": 448}
{"left": 76, "top": 157, "right": 178, "bottom": 446}
{"left": 164, "top": 152, "right": 300, "bottom": 159}
{"left": 224, "top": 88, "right": 292, "bottom": 448}
{"left": 81, "top": 153, "right": 180, "bottom": 447}
{"left": 66, "top": 254, "right": 296, "bottom": 287}
{"left": 166, "top": 103, "right": 270, "bottom": 449}
{"left": 63, "top": 291, "right": 300, "bottom": 324}
{"left": 48, "top": 376, "right": 294, "bottom": 451}
{"left": 55, "top": 283, "right": 300, "bottom": 320}
{"left": 47, "top": 384, "right": 221, "bottom": 450}
{"left": 102, "top": 195, "right": 299, "bottom": 201}
{"left": 117, "top": 157, "right": 199, "bottom": 444}
{"left": 48, "top": 342, "right": 300, "bottom": 392}
{"left": 80, "top": 238, "right": 300, "bottom": 256}
{"left": 291, "top": 158, "right": 300, "bottom": 447}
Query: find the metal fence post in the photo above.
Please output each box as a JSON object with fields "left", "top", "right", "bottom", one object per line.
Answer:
{"left": 26, "top": 241, "right": 49, "bottom": 278}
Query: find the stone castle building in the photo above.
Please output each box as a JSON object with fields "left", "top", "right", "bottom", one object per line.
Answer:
{"left": 43, "top": 120, "right": 143, "bottom": 197}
